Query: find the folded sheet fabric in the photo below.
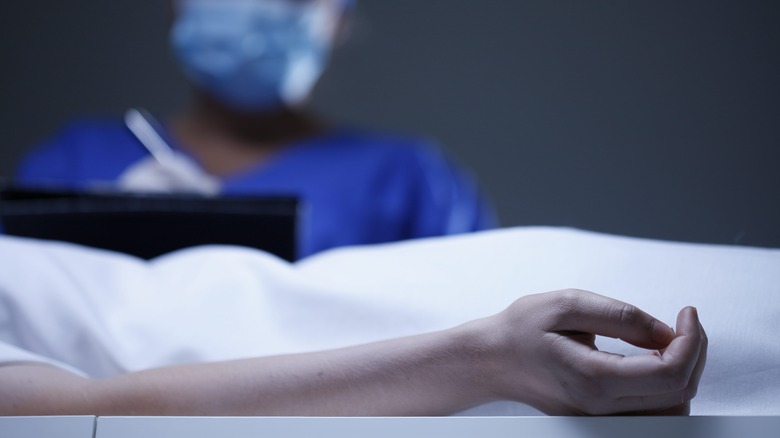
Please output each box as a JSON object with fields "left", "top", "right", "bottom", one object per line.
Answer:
{"left": 1, "top": 227, "right": 779, "bottom": 415}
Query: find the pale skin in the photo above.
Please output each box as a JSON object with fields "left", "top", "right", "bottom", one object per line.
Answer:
{"left": 0, "top": 289, "right": 707, "bottom": 416}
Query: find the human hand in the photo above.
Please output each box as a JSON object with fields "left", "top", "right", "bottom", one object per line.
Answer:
{"left": 482, "top": 289, "right": 707, "bottom": 415}
{"left": 118, "top": 154, "right": 221, "bottom": 195}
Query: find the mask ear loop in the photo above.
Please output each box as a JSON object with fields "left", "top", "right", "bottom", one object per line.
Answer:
{"left": 301, "top": 0, "right": 345, "bottom": 48}
{"left": 279, "top": 4, "right": 335, "bottom": 106}
{"left": 329, "top": 0, "right": 358, "bottom": 47}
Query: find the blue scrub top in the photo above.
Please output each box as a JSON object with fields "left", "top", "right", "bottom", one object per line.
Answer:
{"left": 15, "top": 117, "right": 497, "bottom": 258}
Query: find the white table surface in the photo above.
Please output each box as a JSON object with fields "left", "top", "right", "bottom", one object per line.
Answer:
{"left": 0, "top": 416, "right": 95, "bottom": 438}
{"left": 8, "top": 416, "right": 777, "bottom": 438}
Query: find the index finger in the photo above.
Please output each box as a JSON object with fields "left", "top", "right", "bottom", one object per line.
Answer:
{"left": 550, "top": 289, "right": 675, "bottom": 350}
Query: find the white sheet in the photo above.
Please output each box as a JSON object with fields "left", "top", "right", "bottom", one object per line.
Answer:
{"left": 1, "top": 227, "right": 778, "bottom": 415}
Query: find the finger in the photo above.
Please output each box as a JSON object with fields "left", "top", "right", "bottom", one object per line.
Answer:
{"left": 681, "top": 310, "right": 708, "bottom": 401}
{"left": 658, "top": 306, "right": 703, "bottom": 384}
{"left": 585, "top": 307, "right": 703, "bottom": 397}
{"left": 604, "top": 310, "right": 703, "bottom": 413}
{"left": 611, "top": 392, "right": 692, "bottom": 415}
{"left": 550, "top": 289, "right": 674, "bottom": 350}
{"left": 632, "top": 402, "right": 690, "bottom": 416}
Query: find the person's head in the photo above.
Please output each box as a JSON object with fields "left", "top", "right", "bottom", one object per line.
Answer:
{"left": 168, "top": 0, "right": 355, "bottom": 114}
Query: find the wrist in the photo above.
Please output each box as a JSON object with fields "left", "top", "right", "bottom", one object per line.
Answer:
{"left": 456, "top": 309, "right": 546, "bottom": 411}
{"left": 445, "top": 317, "right": 508, "bottom": 407}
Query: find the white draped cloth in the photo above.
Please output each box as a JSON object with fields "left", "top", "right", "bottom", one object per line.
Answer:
{"left": 1, "top": 227, "right": 779, "bottom": 415}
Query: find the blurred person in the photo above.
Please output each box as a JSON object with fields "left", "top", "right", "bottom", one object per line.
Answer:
{"left": 15, "top": 0, "right": 496, "bottom": 258}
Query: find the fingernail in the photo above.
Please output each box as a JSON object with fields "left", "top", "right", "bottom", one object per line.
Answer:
{"left": 651, "top": 319, "right": 674, "bottom": 344}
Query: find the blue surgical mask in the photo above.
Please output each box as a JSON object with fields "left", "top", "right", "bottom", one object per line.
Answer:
{"left": 170, "top": 0, "right": 338, "bottom": 112}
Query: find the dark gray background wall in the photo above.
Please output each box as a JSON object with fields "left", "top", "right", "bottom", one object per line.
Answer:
{"left": 2, "top": 0, "right": 778, "bottom": 247}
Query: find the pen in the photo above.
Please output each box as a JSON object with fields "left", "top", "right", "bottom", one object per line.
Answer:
{"left": 124, "top": 108, "right": 178, "bottom": 167}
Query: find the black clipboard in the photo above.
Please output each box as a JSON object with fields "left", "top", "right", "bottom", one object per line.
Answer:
{"left": 0, "top": 185, "right": 299, "bottom": 261}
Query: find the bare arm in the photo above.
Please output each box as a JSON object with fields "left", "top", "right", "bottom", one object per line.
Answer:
{"left": 0, "top": 325, "right": 494, "bottom": 416}
{"left": 0, "top": 289, "right": 706, "bottom": 416}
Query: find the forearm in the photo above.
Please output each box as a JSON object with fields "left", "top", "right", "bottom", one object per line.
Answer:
{"left": 1, "top": 320, "right": 499, "bottom": 416}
